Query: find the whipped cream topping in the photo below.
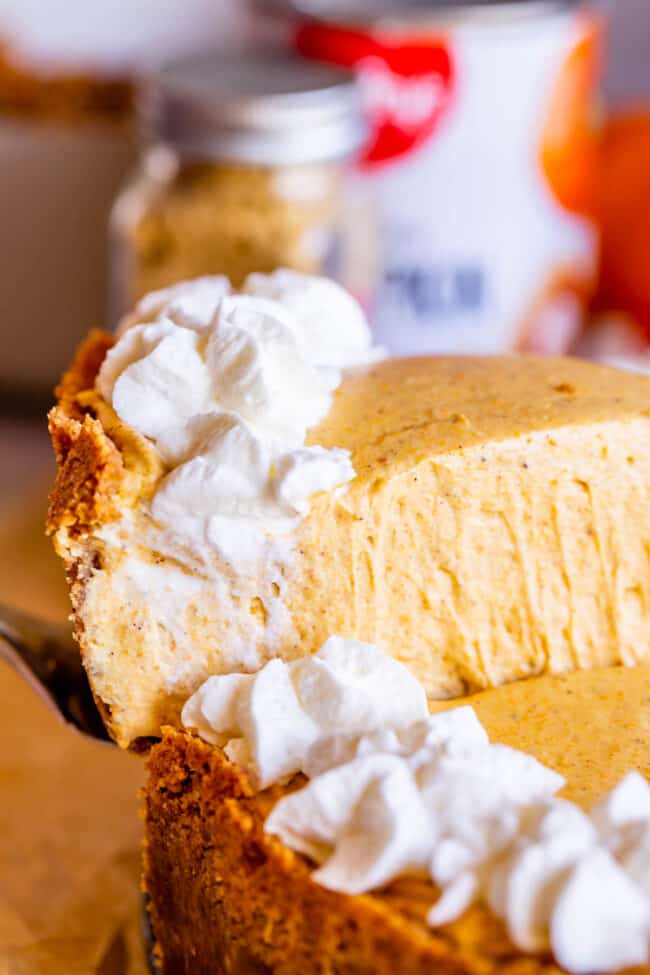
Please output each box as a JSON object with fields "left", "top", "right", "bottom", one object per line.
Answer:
{"left": 183, "top": 639, "right": 650, "bottom": 973}
{"left": 181, "top": 635, "right": 428, "bottom": 789}
{"left": 97, "top": 272, "right": 377, "bottom": 565}
{"left": 243, "top": 269, "right": 385, "bottom": 370}
{"left": 115, "top": 275, "right": 232, "bottom": 337}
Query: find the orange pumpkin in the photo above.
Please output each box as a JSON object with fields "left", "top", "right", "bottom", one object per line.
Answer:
{"left": 539, "top": 17, "right": 603, "bottom": 219}
{"left": 596, "top": 110, "right": 650, "bottom": 336}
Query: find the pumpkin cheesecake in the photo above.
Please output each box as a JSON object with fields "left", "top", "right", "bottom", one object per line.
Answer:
{"left": 144, "top": 650, "right": 650, "bottom": 974}
{"left": 47, "top": 272, "right": 650, "bottom": 972}
{"left": 47, "top": 272, "right": 650, "bottom": 747}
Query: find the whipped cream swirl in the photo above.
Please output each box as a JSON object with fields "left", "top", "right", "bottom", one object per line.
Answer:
{"left": 181, "top": 635, "right": 428, "bottom": 789}
{"left": 182, "top": 639, "right": 650, "bottom": 973}
{"left": 97, "top": 272, "right": 380, "bottom": 563}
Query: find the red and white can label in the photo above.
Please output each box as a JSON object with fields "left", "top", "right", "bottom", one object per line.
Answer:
{"left": 296, "top": 8, "right": 601, "bottom": 355}
{"left": 298, "top": 21, "right": 455, "bottom": 167}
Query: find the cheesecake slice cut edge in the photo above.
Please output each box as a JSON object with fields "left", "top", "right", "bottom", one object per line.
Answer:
{"left": 48, "top": 330, "right": 650, "bottom": 746}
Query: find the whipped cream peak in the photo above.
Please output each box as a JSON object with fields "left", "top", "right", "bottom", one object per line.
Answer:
{"left": 117, "top": 275, "right": 231, "bottom": 336}
{"left": 243, "top": 269, "right": 382, "bottom": 369}
{"left": 150, "top": 419, "right": 355, "bottom": 565}
{"left": 181, "top": 635, "right": 650, "bottom": 973}
{"left": 208, "top": 294, "right": 331, "bottom": 440}
{"left": 591, "top": 769, "right": 650, "bottom": 831}
{"left": 303, "top": 705, "right": 488, "bottom": 781}
{"left": 101, "top": 321, "right": 212, "bottom": 464}
{"left": 550, "top": 848, "right": 650, "bottom": 973}
{"left": 280, "top": 755, "right": 434, "bottom": 896}
{"left": 273, "top": 446, "right": 355, "bottom": 516}
{"left": 97, "top": 318, "right": 178, "bottom": 403}
{"left": 100, "top": 271, "right": 380, "bottom": 566}
{"left": 152, "top": 414, "right": 271, "bottom": 521}
{"left": 181, "top": 637, "right": 429, "bottom": 790}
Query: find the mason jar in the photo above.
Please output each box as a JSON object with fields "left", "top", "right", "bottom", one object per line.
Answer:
{"left": 110, "top": 50, "right": 365, "bottom": 316}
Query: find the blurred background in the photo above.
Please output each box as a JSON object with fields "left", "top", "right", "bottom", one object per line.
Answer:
{"left": 1, "top": 0, "right": 650, "bottom": 564}
{"left": 0, "top": 0, "right": 649, "bottom": 413}
{"left": 2, "top": 0, "right": 650, "bottom": 612}
{"left": 0, "top": 5, "right": 649, "bottom": 969}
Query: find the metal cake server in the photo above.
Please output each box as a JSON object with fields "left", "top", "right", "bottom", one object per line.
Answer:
{"left": 0, "top": 602, "right": 112, "bottom": 743}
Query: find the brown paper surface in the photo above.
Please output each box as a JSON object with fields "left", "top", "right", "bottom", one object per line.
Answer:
{"left": 0, "top": 421, "right": 148, "bottom": 975}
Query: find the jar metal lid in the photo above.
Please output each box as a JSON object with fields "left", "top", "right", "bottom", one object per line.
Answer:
{"left": 141, "top": 49, "right": 365, "bottom": 165}
{"left": 260, "top": 0, "right": 587, "bottom": 27}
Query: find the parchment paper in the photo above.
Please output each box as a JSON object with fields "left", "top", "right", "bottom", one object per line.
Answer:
{"left": 0, "top": 425, "right": 148, "bottom": 975}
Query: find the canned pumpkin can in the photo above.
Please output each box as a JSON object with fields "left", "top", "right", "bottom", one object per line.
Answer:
{"left": 279, "top": 0, "right": 603, "bottom": 355}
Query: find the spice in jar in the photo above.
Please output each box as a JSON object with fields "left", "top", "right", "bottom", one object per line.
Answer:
{"left": 110, "top": 51, "right": 364, "bottom": 314}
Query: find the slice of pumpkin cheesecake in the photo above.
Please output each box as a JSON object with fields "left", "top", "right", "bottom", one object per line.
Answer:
{"left": 47, "top": 272, "right": 650, "bottom": 747}
{"left": 143, "top": 649, "right": 650, "bottom": 975}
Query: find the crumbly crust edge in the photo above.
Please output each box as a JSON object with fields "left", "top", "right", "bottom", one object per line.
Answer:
{"left": 143, "top": 728, "right": 564, "bottom": 975}
{"left": 46, "top": 330, "right": 165, "bottom": 743}
{"left": 47, "top": 329, "right": 163, "bottom": 541}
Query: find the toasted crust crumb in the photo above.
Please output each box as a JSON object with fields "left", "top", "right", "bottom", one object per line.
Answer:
{"left": 48, "top": 409, "right": 126, "bottom": 536}
{"left": 47, "top": 330, "right": 163, "bottom": 540}
{"left": 46, "top": 331, "right": 165, "bottom": 746}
